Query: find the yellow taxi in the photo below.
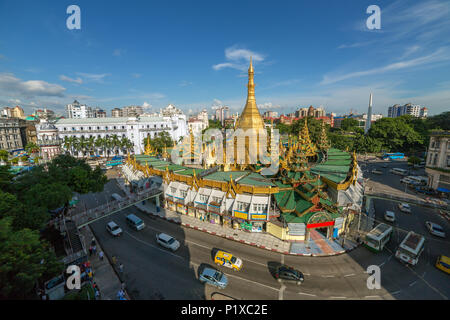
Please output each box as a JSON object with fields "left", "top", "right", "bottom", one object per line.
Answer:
{"left": 214, "top": 250, "right": 243, "bottom": 271}
{"left": 435, "top": 255, "right": 450, "bottom": 274}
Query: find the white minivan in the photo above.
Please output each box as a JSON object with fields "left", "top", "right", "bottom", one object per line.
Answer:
{"left": 390, "top": 168, "right": 408, "bottom": 176}
{"left": 156, "top": 233, "right": 180, "bottom": 251}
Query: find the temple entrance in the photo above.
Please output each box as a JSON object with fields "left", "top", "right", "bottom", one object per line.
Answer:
{"left": 315, "top": 227, "right": 329, "bottom": 238}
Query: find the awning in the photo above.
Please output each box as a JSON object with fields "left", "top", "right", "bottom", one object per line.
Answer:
{"left": 437, "top": 187, "right": 450, "bottom": 193}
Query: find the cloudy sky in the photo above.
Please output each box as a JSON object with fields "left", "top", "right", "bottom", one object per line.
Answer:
{"left": 0, "top": 0, "right": 449, "bottom": 117}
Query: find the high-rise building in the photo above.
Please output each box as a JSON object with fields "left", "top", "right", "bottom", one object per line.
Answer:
{"left": 426, "top": 131, "right": 450, "bottom": 191}
{"left": 93, "top": 107, "right": 107, "bottom": 118}
{"left": 111, "top": 108, "right": 123, "bottom": 117}
{"left": 66, "top": 100, "right": 94, "bottom": 119}
{"left": 215, "top": 106, "right": 230, "bottom": 125}
{"left": 0, "top": 118, "right": 29, "bottom": 152}
{"left": 388, "top": 103, "right": 428, "bottom": 118}
{"left": 123, "top": 106, "right": 144, "bottom": 117}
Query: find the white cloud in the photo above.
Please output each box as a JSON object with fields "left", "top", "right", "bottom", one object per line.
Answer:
{"left": 213, "top": 46, "right": 265, "bottom": 71}
{"left": 142, "top": 102, "right": 152, "bottom": 109}
{"left": 131, "top": 73, "right": 141, "bottom": 78}
{"left": 179, "top": 80, "right": 193, "bottom": 87}
{"left": 60, "top": 75, "right": 83, "bottom": 84}
{"left": 0, "top": 73, "right": 66, "bottom": 98}
{"left": 113, "top": 49, "right": 126, "bottom": 57}
{"left": 76, "top": 72, "right": 111, "bottom": 83}
{"left": 321, "top": 47, "right": 450, "bottom": 85}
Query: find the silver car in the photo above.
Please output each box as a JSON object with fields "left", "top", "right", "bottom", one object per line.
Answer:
{"left": 384, "top": 211, "right": 396, "bottom": 222}
{"left": 156, "top": 233, "right": 180, "bottom": 251}
{"left": 106, "top": 221, "right": 122, "bottom": 237}
{"left": 425, "top": 221, "right": 446, "bottom": 238}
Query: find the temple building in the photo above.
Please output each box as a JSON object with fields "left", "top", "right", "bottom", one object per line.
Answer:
{"left": 120, "top": 60, "right": 363, "bottom": 243}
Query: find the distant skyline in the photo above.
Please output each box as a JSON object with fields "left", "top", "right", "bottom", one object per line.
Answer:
{"left": 0, "top": 0, "right": 449, "bottom": 117}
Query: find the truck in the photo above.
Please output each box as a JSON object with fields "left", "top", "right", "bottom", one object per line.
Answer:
{"left": 395, "top": 231, "right": 425, "bottom": 266}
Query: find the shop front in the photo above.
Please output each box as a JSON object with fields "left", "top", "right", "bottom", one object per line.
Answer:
{"left": 187, "top": 205, "right": 196, "bottom": 217}
{"left": 250, "top": 213, "right": 268, "bottom": 233}
{"left": 222, "top": 215, "right": 233, "bottom": 228}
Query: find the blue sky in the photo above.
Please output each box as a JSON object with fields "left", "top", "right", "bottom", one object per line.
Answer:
{"left": 0, "top": 0, "right": 449, "bottom": 116}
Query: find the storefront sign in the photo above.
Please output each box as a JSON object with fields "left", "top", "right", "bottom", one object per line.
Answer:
{"left": 234, "top": 211, "right": 248, "bottom": 220}
{"left": 334, "top": 217, "right": 344, "bottom": 229}
{"left": 251, "top": 214, "right": 267, "bottom": 220}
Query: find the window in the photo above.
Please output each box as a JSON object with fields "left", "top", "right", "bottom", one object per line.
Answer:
{"left": 64, "top": 127, "right": 67, "bottom": 131}
{"left": 80, "top": 127, "right": 83, "bottom": 130}
{"left": 433, "top": 154, "right": 438, "bottom": 165}
{"left": 171, "top": 187, "right": 176, "bottom": 194}
{"left": 105, "top": 126, "right": 108, "bottom": 130}
{"left": 180, "top": 190, "right": 187, "bottom": 198}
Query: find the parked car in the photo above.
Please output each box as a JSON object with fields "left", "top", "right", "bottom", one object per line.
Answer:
{"left": 415, "top": 187, "right": 437, "bottom": 195}
{"left": 435, "top": 255, "right": 450, "bottom": 274}
{"left": 382, "top": 164, "right": 388, "bottom": 168}
{"left": 384, "top": 211, "right": 396, "bottom": 223}
{"left": 398, "top": 203, "right": 412, "bottom": 213}
{"left": 274, "top": 265, "right": 304, "bottom": 285}
{"left": 425, "top": 221, "right": 446, "bottom": 238}
{"left": 111, "top": 193, "right": 122, "bottom": 201}
{"left": 199, "top": 267, "right": 228, "bottom": 289}
{"left": 214, "top": 250, "right": 243, "bottom": 271}
{"left": 371, "top": 169, "right": 383, "bottom": 175}
{"left": 106, "top": 221, "right": 122, "bottom": 237}
{"left": 400, "top": 178, "right": 420, "bottom": 186}
{"left": 156, "top": 233, "right": 180, "bottom": 251}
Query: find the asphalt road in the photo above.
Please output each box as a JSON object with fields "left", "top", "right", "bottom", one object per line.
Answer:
{"left": 82, "top": 166, "right": 450, "bottom": 300}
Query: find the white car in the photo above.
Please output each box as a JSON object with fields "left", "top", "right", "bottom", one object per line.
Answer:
{"left": 106, "top": 221, "right": 122, "bottom": 237}
{"left": 371, "top": 169, "right": 383, "bottom": 175}
{"left": 156, "top": 233, "right": 180, "bottom": 251}
{"left": 425, "top": 221, "right": 446, "bottom": 238}
{"left": 398, "top": 203, "right": 411, "bottom": 213}
{"left": 384, "top": 211, "right": 396, "bottom": 222}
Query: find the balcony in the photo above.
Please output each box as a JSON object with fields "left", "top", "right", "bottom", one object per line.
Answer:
{"left": 38, "top": 139, "right": 63, "bottom": 146}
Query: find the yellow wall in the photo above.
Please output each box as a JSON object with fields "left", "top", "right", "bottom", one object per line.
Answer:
{"left": 266, "top": 222, "right": 306, "bottom": 241}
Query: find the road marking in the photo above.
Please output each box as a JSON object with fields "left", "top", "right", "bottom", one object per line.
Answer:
{"left": 364, "top": 295, "right": 380, "bottom": 299}
{"left": 330, "top": 296, "right": 346, "bottom": 299}
{"left": 391, "top": 290, "right": 401, "bottom": 295}
{"left": 278, "top": 285, "right": 286, "bottom": 300}
{"left": 344, "top": 273, "right": 355, "bottom": 277}
{"left": 123, "top": 230, "right": 183, "bottom": 260}
{"left": 409, "top": 281, "right": 417, "bottom": 287}
{"left": 379, "top": 262, "right": 385, "bottom": 267}
{"left": 322, "top": 275, "right": 335, "bottom": 278}
{"left": 298, "top": 292, "right": 316, "bottom": 297}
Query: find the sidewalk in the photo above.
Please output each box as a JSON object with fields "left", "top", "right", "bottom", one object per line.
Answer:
{"left": 116, "top": 178, "right": 359, "bottom": 257}
{"left": 79, "top": 225, "right": 130, "bottom": 300}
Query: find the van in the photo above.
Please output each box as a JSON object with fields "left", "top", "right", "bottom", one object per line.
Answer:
{"left": 390, "top": 168, "right": 408, "bottom": 176}
{"left": 111, "top": 193, "right": 122, "bottom": 201}
{"left": 126, "top": 214, "right": 145, "bottom": 231}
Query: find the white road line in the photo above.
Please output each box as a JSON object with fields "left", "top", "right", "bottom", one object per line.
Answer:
{"left": 322, "top": 275, "right": 335, "bottom": 278}
{"left": 364, "top": 295, "right": 380, "bottom": 299}
{"left": 123, "top": 230, "right": 183, "bottom": 260}
{"left": 279, "top": 285, "right": 286, "bottom": 300}
{"left": 391, "top": 291, "right": 401, "bottom": 295}
{"left": 409, "top": 281, "right": 417, "bottom": 287}
{"left": 379, "top": 262, "right": 385, "bottom": 267}
{"left": 298, "top": 292, "right": 316, "bottom": 297}
{"left": 344, "top": 273, "right": 355, "bottom": 277}
{"left": 330, "top": 296, "right": 346, "bottom": 299}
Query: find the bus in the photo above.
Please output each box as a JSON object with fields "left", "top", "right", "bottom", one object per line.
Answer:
{"left": 406, "top": 176, "right": 428, "bottom": 186}
{"left": 382, "top": 152, "right": 404, "bottom": 160}
{"left": 363, "top": 223, "right": 393, "bottom": 253}
{"left": 390, "top": 168, "right": 408, "bottom": 176}
{"left": 395, "top": 231, "right": 425, "bottom": 266}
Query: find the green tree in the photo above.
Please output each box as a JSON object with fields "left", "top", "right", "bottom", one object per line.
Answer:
{"left": 25, "top": 142, "right": 40, "bottom": 155}
{"left": 0, "top": 149, "right": 8, "bottom": 162}
{"left": 408, "top": 155, "right": 421, "bottom": 166}
{"left": 340, "top": 118, "right": 359, "bottom": 132}
{"left": 0, "top": 217, "right": 62, "bottom": 299}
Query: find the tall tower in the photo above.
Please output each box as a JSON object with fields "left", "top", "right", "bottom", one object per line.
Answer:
{"left": 364, "top": 93, "right": 373, "bottom": 134}
{"left": 235, "top": 57, "right": 265, "bottom": 131}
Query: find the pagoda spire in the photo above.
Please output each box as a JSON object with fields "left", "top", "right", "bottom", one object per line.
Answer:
{"left": 235, "top": 57, "right": 265, "bottom": 131}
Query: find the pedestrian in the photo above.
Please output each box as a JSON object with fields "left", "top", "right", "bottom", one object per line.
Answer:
{"left": 91, "top": 237, "right": 96, "bottom": 246}
{"left": 117, "top": 289, "right": 125, "bottom": 300}
{"left": 92, "top": 245, "right": 97, "bottom": 255}
{"left": 95, "top": 288, "right": 100, "bottom": 300}
{"left": 121, "top": 282, "right": 126, "bottom": 291}
{"left": 89, "top": 245, "right": 93, "bottom": 256}
{"left": 118, "top": 263, "right": 124, "bottom": 274}
{"left": 99, "top": 251, "right": 104, "bottom": 260}
{"left": 112, "top": 255, "right": 117, "bottom": 266}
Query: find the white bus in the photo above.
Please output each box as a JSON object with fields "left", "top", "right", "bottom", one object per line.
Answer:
{"left": 363, "top": 223, "right": 393, "bottom": 253}
{"left": 390, "top": 168, "right": 408, "bottom": 176}
{"left": 406, "top": 176, "right": 428, "bottom": 186}
{"left": 395, "top": 231, "right": 425, "bottom": 266}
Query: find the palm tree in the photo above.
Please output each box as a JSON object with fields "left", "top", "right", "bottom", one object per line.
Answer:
{"left": 63, "top": 136, "right": 78, "bottom": 156}
{"left": 95, "top": 137, "right": 104, "bottom": 157}
{"left": 87, "top": 136, "right": 96, "bottom": 157}
{"left": 111, "top": 134, "right": 121, "bottom": 156}
{"left": 121, "top": 137, "right": 134, "bottom": 155}
{"left": 78, "top": 136, "right": 89, "bottom": 158}
{"left": 25, "top": 142, "right": 40, "bottom": 156}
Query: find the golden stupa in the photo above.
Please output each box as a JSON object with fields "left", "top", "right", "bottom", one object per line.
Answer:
{"left": 235, "top": 57, "right": 265, "bottom": 131}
